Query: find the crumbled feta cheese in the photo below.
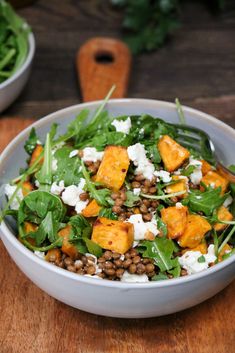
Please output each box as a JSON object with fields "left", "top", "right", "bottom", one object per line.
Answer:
{"left": 35, "top": 179, "right": 40, "bottom": 188}
{"left": 75, "top": 200, "right": 89, "bottom": 213}
{"left": 50, "top": 180, "right": 65, "bottom": 195}
{"left": 127, "top": 143, "right": 155, "bottom": 180}
{"left": 111, "top": 117, "right": 132, "bottom": 134}
{"left": 52, "top": 142, "right": 65, "bottom": 155}
{"left": 175, "top": 202, "right": 183, "bottom": 208}
{"left": 139, "top": 128, "right": 145, "bottom": 134}
{"left": 34, "top": 251, "right": 45, "bottom": 259}
{"left": 4, "top": 184, "right": 24, "bottom": 210}
{"left": 179, "top": 244, "right": 216, "bottom": 275}
{"left": 154, "top": 170, "right": 172, "bottom": 183}
{"left": 61, "top": 178, "right": 88, "bottom": 213}
{"left": 82, "top": 147, "right": 104, "bottom": 162}
{"left": 126, "top": 214, "right": 159, "bottom": 240}
{"left": 69, "top": 150, "right": 78, "bottom": 158}
{"left": 121, "top": 271, "right": 149, "bottom": 283}
{"left": 85, "top": 253, "right": 102, "bottom": 274}
{"left": 133, "top": 188, "right": 141, "bottom": 196}
{"left": 187, "top": 157, "right": 202, "bottom": 185}
{"left": 223, "top": 195, "right": 233, "bottom": 208}
{"left": 120, "top": 254, "right": 125, "bottom": 261}
{"left": 84, "top": 275, "right": 103, "bottom": 279}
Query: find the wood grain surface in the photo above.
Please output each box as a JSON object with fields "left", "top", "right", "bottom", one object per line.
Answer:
{"left": 77, "top": 37, "right": 131, "bottom": 101}
{"left": 0, "top": 1, "right": 235, "bottom": 353}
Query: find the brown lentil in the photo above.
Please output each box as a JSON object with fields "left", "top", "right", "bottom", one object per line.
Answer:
{"left": 143, "top": 213, "right": 152, "bottom": 221}
{"left": 79, "top": 192, "right": 89, "bottom": 201}
{"left": 123, "top": 259, "right": 132, "bottom": 268}
{"left": 129, "top": 264, "right": 137, "bottom": 274}
{"left": 86, "top": 265, "right": 96, "bottom": 275}
{"left": 116, "top": 268, "right": 125, "bottom": 278}
{"left": 140, "top": 204, "right": 148, "bottom": 214}
{"left": 132, "top": 181, "right": 141, "bottom": 188}
{"left": 115, "top": 198, "right": 124, "bottom": 206}
{"left": 141, "top": 187, "right": 149, "bottom": 194}
{"left": 111, "top": 192, "right": 119, "bottom": 200}
{"left": 103, "top": 251, "right": 113, "bottom": 260}
{"left": 67, "top": 265, "right": 76, "bottom": 272}
{"left": 132, "top": 255, "right": 141, "bottom": 264}
{"left": 145, "top": 263, "right": 155, "bottom": 273}
{"left": 149, "top": 187, "right": 157, "bottom": 194}
{"left": 104, "top": 268, "right": 116, "bottom": 276}
{"left": 112, "top": 205, "right": 122, "bottom": 214}
{"left": 136, "top": 263, "right": 145, "bottom": 274}
{"left": 135, "top": 174, "right": 145, "bottom": 181}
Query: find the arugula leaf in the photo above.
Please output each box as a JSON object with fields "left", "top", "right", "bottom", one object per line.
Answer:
{"left": 185, "top": 186, "right": 228, "bottom": 216}
{"left": 24, "top": 128, "right": 38, "bottom": 155}
{"left": 68, "top": 215, "right": 102, "bottom": 257}
{"left": 83, "top": 238, "right": 103, "bottom": 257}
{"left": 151, "top": 273, "right": 168, "bottom": 281}
{"left": 124, "top": 190, "right": 140, "bottom": 207}
{"left": 99, "top": 208, "right": 118, "bottom": 220}
{"left": 35, "top": 133, "right": 52, "bottom": 191}
{"left": 18, "top": 190, "right": 65, "bottom": 225}
{"left": 181, "top": 165, "right": 195, "bottom": 177}
{"left": 53, "top": 146, "right": 82, "bottom": 186}
{"left": 81, "top": 161, "right": 112, "bottom": 207}
{"left": 138, "top": 237, "right": 178, "bottom": 272}
{"left": 145, "top": 143, "right": 161, "bottom": 165}
{"left": 28, "top": 211, "right": 60, "bottom": 246}
{"left": 198, "top": 255, "right": 206, "bottom": 263}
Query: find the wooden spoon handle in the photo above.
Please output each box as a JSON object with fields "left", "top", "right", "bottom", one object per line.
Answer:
{"left": 77, "top": 37, "right": 132, "bottom": 102}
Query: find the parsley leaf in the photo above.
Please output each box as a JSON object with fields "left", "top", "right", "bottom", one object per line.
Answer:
{"left": 124, "top": 190, "right": 140, "bottom": 207}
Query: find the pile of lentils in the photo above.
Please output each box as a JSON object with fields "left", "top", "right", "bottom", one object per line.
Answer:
{"left": 46, "top": 248, "right": 159, "bottom": 281}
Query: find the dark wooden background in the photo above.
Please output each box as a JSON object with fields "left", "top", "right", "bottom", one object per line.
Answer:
{"left": 0, "top": 1, "right": 235, "bottom": 353}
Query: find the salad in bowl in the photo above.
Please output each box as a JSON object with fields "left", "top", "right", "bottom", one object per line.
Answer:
{"left": 1, "top": 96, "right": 235, "bottom": 284}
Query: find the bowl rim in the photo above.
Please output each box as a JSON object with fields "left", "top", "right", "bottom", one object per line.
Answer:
{"left": 0, "top": 32, "right": 35, "bottom": 89}
{"left": 0, "top": 98, "right": 235, "bottom": 289}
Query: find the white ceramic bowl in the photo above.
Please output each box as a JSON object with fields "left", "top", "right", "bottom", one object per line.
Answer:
{"left": 0, "top": 99, "right": 234, "bottom": 318}
{"left": 0, "top": 33, "right": 35, "bottom": 113}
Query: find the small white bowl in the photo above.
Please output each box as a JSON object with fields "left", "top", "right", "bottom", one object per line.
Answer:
{"left": 0, "top": 32, "right": 35, "bottom": 113}
{"left": 0, "top": 99, "right": 234, "bottom": 318}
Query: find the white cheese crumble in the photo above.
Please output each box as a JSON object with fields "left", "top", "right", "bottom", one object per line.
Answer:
{"left": 34, "top": 251, "right": 45, "bottom": 259}
{"left": 69, "top": 150, "right": 78, "bottom": 158}
{"left": 35, "top": 179, "right": 40, "bottom": 188}
{"left": 121, "top": 271, "right": 149, "bottom": 283}
{"left": 85, "top": 253, "right": 102, "bottom": 274}
{"left": 50, "top": 180, "right": 65, "bottom": 195}
{"left": 187, "top": 157, "right": 202, "bottom": 185}
{"left": 4, "top": 184, "right": 24, "bottom": 210}
{"left": 223, "top": 195, "right": 233, "bottom": 208}
{"left": 154, "top": 170, "right": 172, "bottom": 183}
{"left": 126, "top": 214, "right": 159, "bottom": 240}
{"left": 178, "top": 244, "right": 216, "bottom": 275}
{"left": 61, "top": 178, "right": 88, "bottom": 213}
{"left": 175, "top": 202, "right": 183, "bottom": 208}
{"left": 127, "top": 143, "right": 155, "bottom": 180}
{"left": 111, "top": 117, "right": 132, "bottom": 134}
{"left": 82, "top": 147, "right": 104, "bottom": 162}
{"left": 133, "top": 188, "right": 141, "bottom": 196}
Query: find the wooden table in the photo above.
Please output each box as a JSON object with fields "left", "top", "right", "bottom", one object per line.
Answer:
{"left": 0, "top": 1, "right": 235, "bottom": 352}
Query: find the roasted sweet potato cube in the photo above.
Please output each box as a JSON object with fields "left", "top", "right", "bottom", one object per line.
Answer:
{"left": 58, "top": 225, "right": 78, "bottom": 259}
{"left": 200, "top": 160, "right": 213, "bottom": 176}
{"left": 158, "top": 135, "right": 190, "bottom": 172}
{"left": 22, "top": 181, "right": 33, "bottom": 197}
{"left": 182, "top": 241, "right": 207, "bottom": 254}
{"left": 29, "top": 144, "right": 44, "bottom": 167}
{"left": 45, "top": 248, "right": 62, "bottom": 262}
{"left": 165, "top": 176, "right": 188, "bottom": 198}
{"left": 91, "top": 217, "right": 134, "bottom": 254}
{"left": 161, "top": 205, "right": 188, "bottom": 239}
{"left": 218, "top": 244, "right": 232, "bottom": 262}
{"left": 95, "top": 146, "right": 129, "bottom": 191}
{"left": 23, "top": 221, "right": 37, "bottom": 245}
{"left": 201, "top": 171, "right": 229, "bottom": 195}
{"left": 214, "top": 206, "right": 233, "bottom": 232}
{"left": 179, "top": 214, "right": 212, "bottom": 248}
{"left": 82, "top": 199, "right": 101, "bottom": 218}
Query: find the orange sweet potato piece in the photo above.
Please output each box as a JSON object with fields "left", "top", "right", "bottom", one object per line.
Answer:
{"left": 158, "top": 135, "right": 190, "bottom": 172}
{"left": 82, "top": 199, "right": 101, "bottom": 218}
{"left": 91, "top": 217, "right": 134, "bottom": 254}
{"left": 161, "top": 205, "right": 188, "bottom": 239}
{"left": 165, "top": 175, "right": 188, "bottom": 198}
{"left": 58, "top": 225, "right": 78, "bottom": 259}
{"left": 218, "top": 244, "right": 232, "bottom": 262}
{"left": 45, "top": 248, "right": 62, "bottom": 262}
{"left": 29, "top": 144, "right": 44, "bottom": 167}
{"left": 23, "top": 221, "right": 37, "bottom": 245}
{"left": 95, "top": 146, "right": 130, "bottom": 191}
{"left": 214, "top": 206, "right": 233, "bottom": 232}
{"left": 182, "top": 241, "right": 207, "bottom": 254}
{"left": 179, "top": 214, "right": 212, "bottom": 248}
{"left": 200, "top": 160, "right": 213, "bottom": 176}
{"left": 201, "top": 171, "right": 229, "bottom": 195}
{"left": 22, "top": 181, "right": 33, "bottom": 197}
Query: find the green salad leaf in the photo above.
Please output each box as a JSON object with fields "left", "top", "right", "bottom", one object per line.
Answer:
{"left": 24, "top": 128, "right": 39, "bottom": 155}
